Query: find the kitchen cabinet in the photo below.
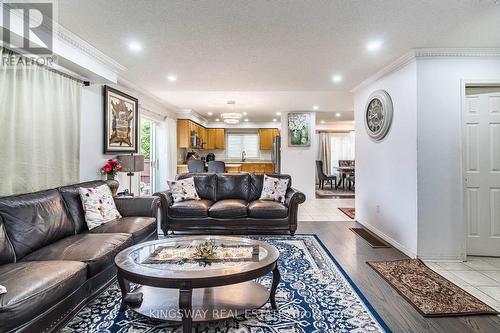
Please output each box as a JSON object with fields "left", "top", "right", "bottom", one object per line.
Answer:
{"left": 240, "top": 163, "right": 275, "bottom": 173}
{"left": 177, "top": 119, "right": 190, "bottom": 148}
{"left": 205, "top": 128, "right": 225, "bottom": 150}
{"left": 259, "top": 128, "right": 280, "bottom": 150}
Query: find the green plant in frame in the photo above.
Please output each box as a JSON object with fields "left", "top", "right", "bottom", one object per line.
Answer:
{"left": 288, "top": 113, "right": 310, "bottom": 146}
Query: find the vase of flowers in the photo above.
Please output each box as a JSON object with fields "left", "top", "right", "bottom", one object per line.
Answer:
{"left": 100, "top": 159, "right": 122, "bottom": 196}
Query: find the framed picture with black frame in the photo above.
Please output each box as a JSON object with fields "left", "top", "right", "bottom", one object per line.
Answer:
{"left": 103, "top": 85, "right": 139, "bottom": 154}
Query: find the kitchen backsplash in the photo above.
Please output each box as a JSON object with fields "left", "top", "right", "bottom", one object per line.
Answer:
{"left": 178, "top": 148, "right": 271, "bottom": 163}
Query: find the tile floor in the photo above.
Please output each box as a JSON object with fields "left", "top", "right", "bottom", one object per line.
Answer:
{"left": 424, "top": 257, "right": 500, "bottom": 312}
{"left": 298, "top": 197, "right": 355, "bottom": 221}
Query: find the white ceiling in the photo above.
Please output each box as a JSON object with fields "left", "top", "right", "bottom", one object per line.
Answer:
{"left": 57, "top": 0, "right": 500, "bottom": 121}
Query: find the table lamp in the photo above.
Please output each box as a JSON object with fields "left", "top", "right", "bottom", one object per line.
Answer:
{"left": 117, "top": 154, "right": 144, "bottom": 196}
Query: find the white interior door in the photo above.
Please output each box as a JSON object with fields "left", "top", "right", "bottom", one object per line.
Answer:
{"left": 464, "top": 86, "right": 500, "bottom": 256}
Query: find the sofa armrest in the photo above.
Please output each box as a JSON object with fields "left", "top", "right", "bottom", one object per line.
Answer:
{"left": 285, "top": 187, "right": 306, "bottom": 236}
{"left": 114, "top": 196, "right": 160, "bottom": 218}
{"left": 153, "top": 190, "right": 174, "bottom": 234}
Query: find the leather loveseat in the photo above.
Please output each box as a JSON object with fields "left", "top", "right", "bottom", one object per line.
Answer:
{"left": 154, "top": 173, "right": 306, "bottom": 235}
{"left": 0, "top": 180, "right": 160, "bottom": 333}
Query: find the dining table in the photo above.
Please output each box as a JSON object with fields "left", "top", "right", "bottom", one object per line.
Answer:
{"left": 333, "top": 166, "right": 355, "bottom": 188}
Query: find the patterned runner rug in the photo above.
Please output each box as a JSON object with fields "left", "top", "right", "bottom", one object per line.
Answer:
{"left": 367, "top": 259, "right": 499, "bottom": 317}
{"left": 339, "top": 207, "right": 355, "bottom": 219}
{"left": 62, "top": 235, "right": 391, "bottom": 333}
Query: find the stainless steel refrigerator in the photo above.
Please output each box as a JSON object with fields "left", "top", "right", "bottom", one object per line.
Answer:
{"left": 271, "top": 136, "right": 281, "bottom": 173}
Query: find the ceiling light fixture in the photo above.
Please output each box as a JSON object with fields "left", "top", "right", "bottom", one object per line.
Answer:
{"left": 312, "top": 105, "right": 319, "bottom": 110}
{"left": 276, "top": 112, "right": 281, "bottom": 116}
{"left": 272, "top": 118, "right": 277, "bottom": 122}
{"left": 242, "top": 112, "right": 247, "bottom": 116}
{"left": 221, "top": 112, "right": 242, "bottom": 124}
{"left": 332, "top": 75, "right": 343, "bottom": 83}
{"left": 320, "top": 120, "right": 325, "bottom": 124}
{"left": 128, "top": 41, "right": 142, "bottom": 52}
{"left": 244, "top": 118, "right": 249, "bottom": 122}
{"left": 215, "top": 118, "right": 220, "bottom": 122}
{"left": 335, "top": 113, "right": 341, "bottom": 117}
{"left": 366, "top": 40, "right": 383, "bottom": 52}
{"left": 207, "top": 112, "right": 213, "bottom": 116}
{"left": 167, "top": 74, "right": 177, "bottom": 82}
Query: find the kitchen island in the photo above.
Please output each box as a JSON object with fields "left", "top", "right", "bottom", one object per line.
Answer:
{"left": 177, "top": 161, "right": 274, "bottom": 174}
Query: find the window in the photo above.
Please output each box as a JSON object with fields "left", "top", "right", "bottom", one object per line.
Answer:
{"left": 226, "top": 132, "right": 259, "bottom": 160}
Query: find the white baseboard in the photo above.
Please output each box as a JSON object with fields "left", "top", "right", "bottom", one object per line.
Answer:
{"left": 417, "top": 255, "right": 466, "bottom": 262}
{"left": 356, "top": 220, "right": 417, "bottom": 259}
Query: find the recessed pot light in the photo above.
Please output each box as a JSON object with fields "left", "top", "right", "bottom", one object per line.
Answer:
{"left": 167, "top": 74, "right": 177, "bottom": 82}
{"left": 320, "top": 120, "right": 325, "bottom": 124}
{"left": 272, "top": 118, "right": 277, "bottom": 122}
{"left": 244, "top": 118, "right": 249, "bottom": 122}
{"left": 276, "top": 112, "right": 281, "bottom": 116}
{"left": 242, "top": 112, "right": 247, "bottom": 116}
{"left": 207, "top": 112, "right": 213, "bottom": 116}
{"left": 335, "top": 113, "right": 341, "bottom": 117}
{"left": 128, "top": 41, "right": 142, "bottom": 52}
{"left": 215, "top": 118, "right": 220, "bottom": 122}
{"left": 367, "top": 40, "right": 383, "bottom": 52}
{"left": 332, "top": 75, "right": 342, "bottom": 83}
{"left": 312, "top": 105, "right": 319, "bottom": 110}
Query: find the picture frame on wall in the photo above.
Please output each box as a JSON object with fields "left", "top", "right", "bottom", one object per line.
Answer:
{"left": 103, "top": 85, "right": 139, "bottom": 154}
{"left": 288, "top": 112, "right": 311, "bottom": 147}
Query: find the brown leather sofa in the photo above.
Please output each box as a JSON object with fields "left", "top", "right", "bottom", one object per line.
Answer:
{"left": 0, "top": 180, "right": 160, "bottom": 333}
{"left": 154, "top": 173, "right": 306, "bottom": 236}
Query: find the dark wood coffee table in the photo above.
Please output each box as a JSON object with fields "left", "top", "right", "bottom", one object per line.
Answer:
{"left": 114, "top": 236, "right": 280, "bottom": 333}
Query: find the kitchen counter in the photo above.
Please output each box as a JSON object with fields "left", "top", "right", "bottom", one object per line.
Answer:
{"left": 177, "top": 161, "right": 275, "bottom": 174}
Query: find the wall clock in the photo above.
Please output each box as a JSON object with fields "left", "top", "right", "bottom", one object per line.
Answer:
{"left": 364, "top": 90, "right": 393, "bottom": 141}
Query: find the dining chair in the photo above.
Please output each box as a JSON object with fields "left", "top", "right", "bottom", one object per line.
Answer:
{"left": 316, "top": 160, "right": 337, "bottom": 190}
{"left": 187, "top": 160, "right": 205, "bottom": 173}
{"left": 208, "top": 161, "right": 225, "bottom": 173}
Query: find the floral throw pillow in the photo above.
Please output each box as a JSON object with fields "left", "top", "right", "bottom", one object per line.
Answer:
{"left": 167, "top": 177, "right": 200, "bottom": 203}
{"left": 78, "top": 184, "right": 122, "bottom": 230}
{"left": 260, "top": 174, "right": 289, "bottom": 204}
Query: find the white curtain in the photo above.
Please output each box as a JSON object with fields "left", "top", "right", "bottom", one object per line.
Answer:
{"left": 0, "top": 48, "right": 82, "bottom": 195}
{"left": 330, "top": 133, "right": 355, "bottom": 174}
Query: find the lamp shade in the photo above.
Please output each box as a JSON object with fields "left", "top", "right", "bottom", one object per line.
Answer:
{"left": 117, "top": 155, "right": 144, "bottom": 172}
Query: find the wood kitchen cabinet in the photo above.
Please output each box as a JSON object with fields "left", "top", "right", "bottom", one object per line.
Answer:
{"left": 259, "top": 128, "right": 280, "bottom": 150}
{"left": 177, "top": 119, "right": 190, "bottom": 148}
{"left": 240, "top": 163, "right": 275, "bottom": 173}
{"left": 205, "top": 128, "right": 225, "bottom": 149}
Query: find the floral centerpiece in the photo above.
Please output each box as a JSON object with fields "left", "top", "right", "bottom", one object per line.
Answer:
{"left": 100, "top": 159, "right": 122, "bottom": 180}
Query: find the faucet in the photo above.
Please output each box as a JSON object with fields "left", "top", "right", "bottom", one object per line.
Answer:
{"left": 241, "top": 150, "right": 246, "bottom": 162}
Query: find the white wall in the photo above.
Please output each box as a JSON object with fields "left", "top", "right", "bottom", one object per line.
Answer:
{"left": 280, "top": 112, "right": 317, "bottom": 199}
{"left": 416, "top": 58, "right": 500, "bottom": 260}
{"left": 79, "top": 83, "right": 177, "bottom": 194}
{"left": 354, "top": 62, "right": 419, "bottom": 257}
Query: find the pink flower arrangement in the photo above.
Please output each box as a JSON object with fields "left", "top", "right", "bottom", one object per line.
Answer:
{"left": 100, "top": 159, "right": 122, "bottom": 177}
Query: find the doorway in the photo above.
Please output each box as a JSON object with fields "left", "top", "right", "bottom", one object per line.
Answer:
{"left": 463, "top": 84, "right": 500, "bottom": 256}
{"left": 140, "top": 117, "right": 169, "bottom": 195}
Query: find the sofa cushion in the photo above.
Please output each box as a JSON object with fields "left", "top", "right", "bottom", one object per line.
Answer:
{"left": 209, "top": 199, "right": 248, "bottom": 219}
{"left": 0, "top": 261, "right": 86, "bottom": 333}
{"left": 168, "top": 177, "right": 200, "bottom": 203}
{"left": 90, "top": 217, "right": 156, "bottom": 243}
{"left": 176, "top": 173, "right": 217, "bottom": 201}
{"left": 216, "top": 174, "right": 249, "bottom": 201}
{"left": 78, "top": 184, "right": 122, "bottom": 229}
{"left": 58, "top": 180, "right": 107, "bottom": 234}
{"left": 0, "top": 189, "right": 75, "bottom": 260}
{"left": 169, "top": 200, "right": 213, "bottom": 218}
{"left": 249, "top": 174, "right": 292, "bottom": 202}
{"left": 248, "top": 200, "right": 288, "bottom": 219}
{"left": 0, "top": 218, "right": 15, "bottom": 265}
{"left": 21, "top": 233, "right": 132, "bottom": 277}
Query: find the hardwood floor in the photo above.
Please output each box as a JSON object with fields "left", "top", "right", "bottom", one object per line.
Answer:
{"left": 297, "top": 220, "right": 500, "bottom": 333}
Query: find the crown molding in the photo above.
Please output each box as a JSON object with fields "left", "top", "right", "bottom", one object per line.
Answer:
{"left": 351, "top": 48, "right": 500, "bottom": 93}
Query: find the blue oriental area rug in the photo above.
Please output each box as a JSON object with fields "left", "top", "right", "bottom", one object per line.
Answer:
{"left": 62, "top": 235, "right": 391, "bottom": 333}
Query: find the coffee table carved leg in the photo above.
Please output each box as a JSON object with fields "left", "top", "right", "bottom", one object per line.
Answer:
{"left": 270, "top": 264, "right": 281, "bottom": 310}
{"left": 117, "top": 271, "right": 143, "bottom": 311}
{"left": 179, "top": 288, "right": 193, "bottom": 333}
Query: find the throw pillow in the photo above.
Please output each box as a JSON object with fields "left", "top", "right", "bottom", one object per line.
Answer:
{"left": 168, "top": 177, "right": 200, "bottom": 203}
{"left": 78, "top": 184, "right": 122, "bottom": 230}
{"left": 0, "top": 284, "right": 6, "bottom": 295}
{"left": 260, "top": 174, "right": 289, "bottom": 204}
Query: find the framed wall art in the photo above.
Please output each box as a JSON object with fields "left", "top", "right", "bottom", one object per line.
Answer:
{"left": 103, "top": 85, "right": 139, "bottom": 153}
{"left": 288, "top": 112, "right": 311, "bottom": 147}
